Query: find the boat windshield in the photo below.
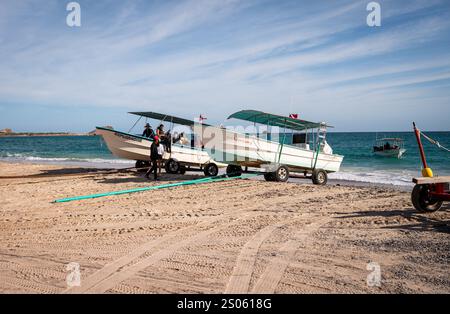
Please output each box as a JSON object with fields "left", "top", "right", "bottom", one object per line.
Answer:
{"left": 374, "top": 138, "right": 403, "bottom": 150}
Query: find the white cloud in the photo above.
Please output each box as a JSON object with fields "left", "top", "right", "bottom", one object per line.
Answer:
{"left": 0, "top": 0, "right": 449, "bottom": 131}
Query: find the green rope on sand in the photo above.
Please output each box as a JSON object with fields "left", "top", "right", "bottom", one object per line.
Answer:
{"left": 53, "top": 173, "right": 259, "bottom": 203}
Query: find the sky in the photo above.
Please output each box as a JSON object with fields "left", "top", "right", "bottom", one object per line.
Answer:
{"left": 0, "top": 0, "right": 449, "bottom": 132}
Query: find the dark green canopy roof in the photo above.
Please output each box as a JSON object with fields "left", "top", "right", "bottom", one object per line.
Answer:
{"left": 129, "top": 112, "right": 209, "bottom": 127}
{"left": 228, "top": 110, "right": 329, "bottom": 131}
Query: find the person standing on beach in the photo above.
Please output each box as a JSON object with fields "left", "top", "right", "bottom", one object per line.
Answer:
{"left": 142, "top": 123, "right": 155, "bottom": 139}
{"left": 145, "top": 136, "right": 160, "bottom": 180}
{"left": 157, "top": 140, "right": 165, "bottom": 174}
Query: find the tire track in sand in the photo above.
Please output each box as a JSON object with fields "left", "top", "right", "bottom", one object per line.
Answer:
{"left": 224, "top": 221, "right": 287, "bottom": 294}
{"left": 64, "top": 180, "right": 258, "bottom": 294}
{"left": 84, "top": 223, "right": 230, "bottom": 293}
{"left": 64, "top": 209, "right": 251, "bottom": 294}
{"left": 251, "top": 217, "right": 330, "bottom": 294}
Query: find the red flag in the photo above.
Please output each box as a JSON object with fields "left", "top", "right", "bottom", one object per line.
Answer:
{"left": 199, "top": 114, "right": 207, "bottom": 123}
{"left": 289, "top": 113, "right": 298, "bottom": 119}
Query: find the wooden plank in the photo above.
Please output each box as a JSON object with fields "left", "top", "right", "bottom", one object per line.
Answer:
{"left": 412, "top": 176, "right": 450, "bottom": 184}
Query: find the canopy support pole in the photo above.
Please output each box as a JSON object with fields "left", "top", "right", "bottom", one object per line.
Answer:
{"left": 128, "top": 116, "right": 143, "bottom": 134}
{"left": 277, "top": 118, "right": 287, "bottom": 164}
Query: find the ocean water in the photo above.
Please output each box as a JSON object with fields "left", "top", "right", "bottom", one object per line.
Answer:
{"left": 327, "top": 132, "right": 450, "bottom": 186}
{"left": 0, "top": 132, "right": 449, "bottom": 186}
{"left": 0, "top": 136, "right": 132, "bottom": 165}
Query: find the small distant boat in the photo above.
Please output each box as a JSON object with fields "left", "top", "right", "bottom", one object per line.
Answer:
{"left": 373, "top": 137, "right": 406, "bottom": 158}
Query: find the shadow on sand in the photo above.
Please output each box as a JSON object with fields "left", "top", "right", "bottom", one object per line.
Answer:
{"left": 95, "top": 173, "right": 203, "bottom": 184}
{"left": 335, "top": 205, "right": 450, "bottom": 234}
{"left": 38, "top": 167, "right": 118, "bottom": 175}
{"left": 0, "top": 167, "right": 129, "bottom": 179}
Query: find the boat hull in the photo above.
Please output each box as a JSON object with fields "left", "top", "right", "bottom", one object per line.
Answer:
{"left": 373, "top": 148, "right": 406, "bottom": 158}
{"left": 198, "top": 126, "right": 343, "bottom": 173}
{"left": 96, "top": 127, "right": 221, "bottom": 168}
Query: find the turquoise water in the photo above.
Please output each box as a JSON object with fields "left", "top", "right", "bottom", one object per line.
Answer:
{"left": 0, "top": 136, "right": 126, "bottom": 164}
{"left": 327, "top": 132, "right": 450, "bottom": 185}
{"left": 0, "top": 132, "right": 449, "bottom": 185}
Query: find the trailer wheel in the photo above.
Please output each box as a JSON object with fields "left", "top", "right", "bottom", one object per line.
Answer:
{"left": 226, "top": 165, "right": 242, "bottom": 177}
{"left": 179, "top": 165, "right": 187, "bottom": 175}
{"left": 275, "top": 165, "right": 289, "bottom": 182}
{"left": 204, "top": 163, "right": 219, "bottom": 177}
{"left": 312, "top": 169, "right": 327, "bottom": 185}
{"left": 135, "top": 160, "right": 150, "bottom": 172}
{"left": 165, "top": 159, "right": 180, "bottom": 174}
{"left": 264, "top": 173, "right": 275, "bottom": 181}
{"left": 411, "top": 184, "right": 443, "bottom": 213}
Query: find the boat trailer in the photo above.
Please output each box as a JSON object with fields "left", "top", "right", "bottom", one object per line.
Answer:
{"left": 411, "top": 122, "right": 449, "bottom": 213}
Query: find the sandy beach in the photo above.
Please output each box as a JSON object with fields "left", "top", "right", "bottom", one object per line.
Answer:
{"left": 0, "top": 161, "right": 448, "bottom": 294}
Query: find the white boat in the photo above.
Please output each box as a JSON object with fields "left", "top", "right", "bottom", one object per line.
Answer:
{"left": 373, "top": 137, "right": 406, "bottom": 158}
{"left": 197, "top": 110, "right": 344, "bottom": 185}
{"left": 96, "top": 112, "right": 223, "bottom": 176}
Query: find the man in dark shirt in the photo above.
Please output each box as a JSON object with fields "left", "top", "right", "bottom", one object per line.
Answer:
{"left": 145, "top": 136, "right": 160, "bottom": 180}
{"left": 142, "top": 123, "right": 155, "bottom": 138}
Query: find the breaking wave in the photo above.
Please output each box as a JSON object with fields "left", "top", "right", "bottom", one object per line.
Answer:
{"left": 328, "top": 168, "right": 416, "bottom": 186}
{"left": 0, "top": 153, "right": 134, "bottom": 165}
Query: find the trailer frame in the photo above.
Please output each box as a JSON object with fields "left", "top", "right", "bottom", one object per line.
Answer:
{"left": 411, "top": 122, "right": 449, "bottom": 212}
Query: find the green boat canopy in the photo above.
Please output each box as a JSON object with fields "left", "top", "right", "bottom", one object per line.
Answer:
{"left": 228, "top": 110, "right": 330, "bottom": 131}
{"left": 129, "top": 111, "right": 210, "bottom": 127}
